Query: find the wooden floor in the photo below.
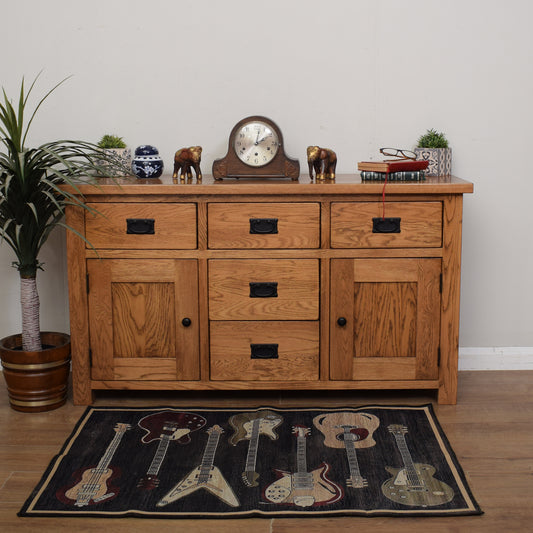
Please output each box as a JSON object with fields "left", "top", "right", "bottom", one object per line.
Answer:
{"left": 0, "top": 370, "right": 531, "bottom": 532}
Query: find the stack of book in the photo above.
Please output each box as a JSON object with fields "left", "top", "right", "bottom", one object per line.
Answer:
{"left": 357, "top": 159, "right": 429, "bottom": 181}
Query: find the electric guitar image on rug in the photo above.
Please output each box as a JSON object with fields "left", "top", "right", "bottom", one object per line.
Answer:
{"left": 264, "top": 425, "right": 343, "bottom": 508}
{"left": 382, "top": 424, "right": 454, "bottom": 507}
{"left": 136, "top": 411, "right": 206, "bottom": 490}
{"left": 156, "top": 425, "right": 239, "bottom": 508}
{"left": 56, "top": 422, "right": 131, "bottom": 507}
{"left": 313, "top": 411, "right": 380, "bottom": 489}
{"left": 228, "top": 409, "right": 283, "bottom": 487}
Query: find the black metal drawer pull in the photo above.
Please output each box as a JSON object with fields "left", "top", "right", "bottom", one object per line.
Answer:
{"left": 249, "top": 218, "right": 278, "bottom": 234}
{"left": 249, "top": 282, "right": 278, "bottom": 298}
{"left": 372, "top": 217, "right": 401, "bottom": 234}
{"left": 250, "top": 344, "right": 279, "bottom": 359}
{"left": 126, "top": 218, "right": 155, "bottom": 234}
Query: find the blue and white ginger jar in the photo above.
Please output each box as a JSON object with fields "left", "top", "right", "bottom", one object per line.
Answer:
{"left": 132, "top": 145, "right": 164, "bottom": 179}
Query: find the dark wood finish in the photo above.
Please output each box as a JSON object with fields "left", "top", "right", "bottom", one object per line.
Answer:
{"left": 0, "top": 332, "right": 70, "bottom": 412}
{"left": 212, "top": 116, "right": 300, "bottom": 179}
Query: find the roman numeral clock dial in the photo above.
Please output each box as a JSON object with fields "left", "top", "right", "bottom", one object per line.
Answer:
{"left": 212, "top": 116, "right": 300, "bottom": 179}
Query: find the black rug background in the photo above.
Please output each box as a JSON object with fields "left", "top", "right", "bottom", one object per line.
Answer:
{"left": 19, "top": 404, "right": 482, "bottom": 518}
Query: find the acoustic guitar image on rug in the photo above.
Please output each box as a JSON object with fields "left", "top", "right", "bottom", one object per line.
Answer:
{"left": 313, "top": 411, "right": 380, "bottom": 489}
{"left": 382, "top": 424, "right": 454, "bottom": 507}
{"left": 264, "top": 425, "right": 343, "bottom": 508}
{"left": 228, "top": 409, "right": 283, "bottom": 487}
{"left": 136, "top": 411, "right": 207, "bottom": 491}
{"left": 56, "top": 422, "right": 131, "bottom": 507}
{"left": 157, "top": 425, "right": 239, "bottom": 508}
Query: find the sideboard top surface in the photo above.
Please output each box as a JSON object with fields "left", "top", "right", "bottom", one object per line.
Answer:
{"left": 63, "top": 174, "right": 474, "bottom": 197}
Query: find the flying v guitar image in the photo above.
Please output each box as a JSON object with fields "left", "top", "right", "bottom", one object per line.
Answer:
{"left": 264, "top": 425, "right": 343, "bottom": 508}
{"left": 157, "top": 425, "right": 239, "bottom": 508}
{"left": 228, "top": 409, "right": 283, "bottom": 487}
{"left": 382, "top": 424, "right": 454, "bottom": 507}
{"left": 56, "top": 422, "right": 131, "bottom": 507}
{"left": 136, "top": 410, "right": 206, "bottom": 491}
{"left": 313, "top": 411, "right": 380, "bottom": 489}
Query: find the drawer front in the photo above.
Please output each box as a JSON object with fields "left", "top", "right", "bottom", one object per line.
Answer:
{"left": 208, "top": 259, "right": 319, "bottom": 320}
{"left": 210, "top": 321, "right": 319, "bottom": 381}
{"left": 85, "top": 203, "right": 197, "bottom": 249}
{"left": 208, "top": 202, "right": 320, "bottom": 249}
{"left": 331, "top": 202, "right": 442, "bottom": 248}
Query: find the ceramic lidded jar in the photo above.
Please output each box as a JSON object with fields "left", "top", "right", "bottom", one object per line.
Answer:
{"left": 131, "top": 145, "right": 164, "bottom": 179}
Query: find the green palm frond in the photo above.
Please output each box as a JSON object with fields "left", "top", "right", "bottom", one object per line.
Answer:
{"left": 0, "top": 75, "right": 130, "bottom": 277}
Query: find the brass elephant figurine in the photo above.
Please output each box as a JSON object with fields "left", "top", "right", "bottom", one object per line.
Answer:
{"left": 307, "top": 146, "right": 337, "bottom": 180}
{"left": 173, "top": 146, "right": 202, "bottom": 181}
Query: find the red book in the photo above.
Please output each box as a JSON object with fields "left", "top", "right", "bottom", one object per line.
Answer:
{"left": 357, "top": 159, "right": 429, "bottom": 173}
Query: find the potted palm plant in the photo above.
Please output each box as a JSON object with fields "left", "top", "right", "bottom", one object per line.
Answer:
{"left": 414, "top": 128, "right": 452, "bottom": 176}
{"left": 0, "top": 75, "right": 128, "bottom": 412}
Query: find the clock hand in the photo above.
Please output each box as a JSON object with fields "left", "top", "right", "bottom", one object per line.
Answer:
{"left": 255, "top": 134, "right": 272, "bottom": 145}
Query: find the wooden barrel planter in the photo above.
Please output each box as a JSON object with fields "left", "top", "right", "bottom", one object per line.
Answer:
{"left": 0, "top": 332, "right": 70, "bottom": 412}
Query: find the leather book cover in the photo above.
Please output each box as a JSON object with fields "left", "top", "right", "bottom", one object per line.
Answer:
{"left": 357, "top": 159, "right": 429, "bottom": 173}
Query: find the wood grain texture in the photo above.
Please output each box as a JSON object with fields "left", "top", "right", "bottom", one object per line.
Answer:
{"left": 64, "top": 175, "right": 472, "bottom": 405}
{"left": 209, "top": 321, "right": 319, "bottom": 381}
{"left": 438, "top": 195, "right": 463, "bottom": 404}
{"left": 85, "top": 202, "right": 197, "bottom": 249}
{"left": 354, "top": 281, "right": 417, "bottom": 358}
{"left": 331, "top": 258, "right": 440, "bottom": 381}
{"left": 0, "top": 371, "right": 531, "bottom": 532}
{"left": 87, "top": 259, "right": 199, "bottom": 382}
{"left": 208, "top": 259, "right": 319, "bottom": 320}
{"left": 208, "top": 202, "right": 320, "bottom": 249}
{"left": 65, "top": 205, "right": 93, "bottom": 405}
{"left": 331, "top": 201, "right": 442, "bottom": 248}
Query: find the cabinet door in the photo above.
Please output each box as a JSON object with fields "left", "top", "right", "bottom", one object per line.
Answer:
{"left": 330, "top": 258, "right": 441, "bottom": 381}
{"left": 87, "top": 259, "right": 199, "bottom": 381}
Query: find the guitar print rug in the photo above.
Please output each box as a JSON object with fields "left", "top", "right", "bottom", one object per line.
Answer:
{"left": 19, "top": 404, "right": 482, "bottom": 518}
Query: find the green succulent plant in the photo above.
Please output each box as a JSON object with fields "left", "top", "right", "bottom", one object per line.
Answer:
{"left": 416, "top": 129, "right": 449, "bottom": 149}
{"left": 0, "top": 75, "right": 128, "bottom": 351}
{"left": 98, "top": 134, "right": 127, "bottom": 149}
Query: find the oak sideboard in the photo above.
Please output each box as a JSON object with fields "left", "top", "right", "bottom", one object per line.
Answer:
{"left": 64, "top": 174, "right": 473, "bottom": 405}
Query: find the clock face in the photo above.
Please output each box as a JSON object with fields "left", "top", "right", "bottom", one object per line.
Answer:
{"left": 233, "top": 120, "right": 280, "bottom": 167}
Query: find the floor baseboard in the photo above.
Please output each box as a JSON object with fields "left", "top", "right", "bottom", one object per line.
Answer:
{"left": 459, "top": 347, "right": 533, "bottom": 370}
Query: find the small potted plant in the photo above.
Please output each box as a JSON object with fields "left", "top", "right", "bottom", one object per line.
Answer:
{"left": 0, "top": 75, "right": 128, "bottom": 411}
{"left": 414, "top": 128, "right": 452, "bottom": 176}
{"left": 97, "top": 134, "right": 131, "bottom": 176}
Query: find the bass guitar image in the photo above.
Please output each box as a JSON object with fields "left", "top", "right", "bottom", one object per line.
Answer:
{"left": 313, "top": 411, "right": 379, "bottom": 489}
{"left": 136, "top": 410, "right": 206, "bottom": 490}
{"left": 157, "top": 425, "right": 239, "bottom": 507}
{"left": 264, "top": 425, "right": 343, "bottom": 508}
{"left": 228, "top": 409, "right": 283, "bottom": 487}
{"left": 382, "top": 424, "right": 454, "bottom": 507}
{"left": 56, "top": 422, "right": 131, "bottom": 507}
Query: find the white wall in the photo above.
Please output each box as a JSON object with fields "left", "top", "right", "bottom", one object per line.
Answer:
{"left": 1, "top": 0, "right": 532, "bottom": 365}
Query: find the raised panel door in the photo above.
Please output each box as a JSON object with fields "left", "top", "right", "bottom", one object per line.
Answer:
{"left": 330, "top": 258, "right": 441, "bottom": 381}
{"left": 87, "top": 259, "right": 199, "bottom": 381}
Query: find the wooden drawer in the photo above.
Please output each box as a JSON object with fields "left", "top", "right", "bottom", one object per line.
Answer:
{"left": 85, "top": 203, "right": 197, "bottom": 249}
{"left": 208, "top": 259, "right": 319, "bottom": 320}
{"left": 208, "top": 202, "right": 320, "bottom": 249}
{"left": 330, "top": 202, "right": 442, "bottom": 248}
{"left": 210, "top": 321, "right": 319, "bottom": 381}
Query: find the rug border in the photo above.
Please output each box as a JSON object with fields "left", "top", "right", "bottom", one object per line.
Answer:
{"left": 18, "top": 403, "right": 483, "bottom": 519}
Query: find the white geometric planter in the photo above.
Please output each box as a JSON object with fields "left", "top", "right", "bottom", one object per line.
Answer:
{"left": 414, "top": 147, "right": 452, "bottom": 176}
{"left": 99, "top": 147, "right": 132, "bottom": 176}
